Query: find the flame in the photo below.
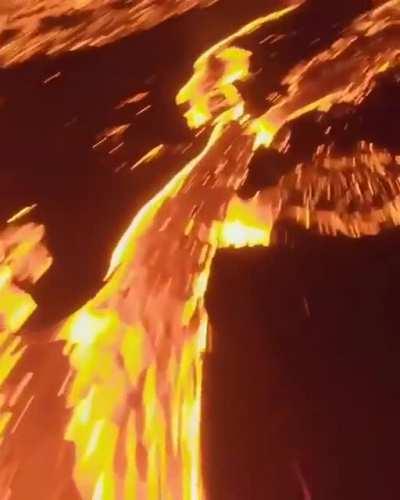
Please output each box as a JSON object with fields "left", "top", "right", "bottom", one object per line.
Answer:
{"left": 2, "top": 1, "right": 400, "bottom": 499}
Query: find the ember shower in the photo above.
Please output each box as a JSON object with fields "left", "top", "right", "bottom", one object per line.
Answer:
{"left": 1, "top": 0, "right": 400, "bottom": 498}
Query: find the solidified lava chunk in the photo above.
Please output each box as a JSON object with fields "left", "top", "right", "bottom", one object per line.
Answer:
{"left": 239, "top": 148, "right": 296, "bottom": 198}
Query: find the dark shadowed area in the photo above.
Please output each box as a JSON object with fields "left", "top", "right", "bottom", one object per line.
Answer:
{"left": 206, "top": 225, "right": 400, "bottom": 499}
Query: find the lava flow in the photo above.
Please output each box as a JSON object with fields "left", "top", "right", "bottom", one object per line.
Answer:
{"left": 1, "top": 1, "right": 400, "bottom": 499}
{"left": 0, "top": 0, "right": 216, "bottom": 66}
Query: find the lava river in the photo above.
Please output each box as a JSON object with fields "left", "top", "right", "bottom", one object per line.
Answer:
{"left": 1, "top": 1, "right": 400, "bottom": 499}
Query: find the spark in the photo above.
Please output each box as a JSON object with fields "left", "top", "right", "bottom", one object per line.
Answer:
{"left": 130, "top": 144, "right": 165, "bottom": 171}
{"left": 135, "top": 104, "right": 152, "bottom": 116}
{"left": 43, "top": 72, "right": 61, "bottom": 84}
{"left": 293, "top": 460, "right": 312, "bottom": 500}
{"left": 10, "top": 396, "right": 34, "bottom": 434}
{"left": 116, "top": 91, "right": 149, "bottom": 109}
{"left": 8, "top": 372, "right": 33, "bottom": 408}
{"left": 7, "top": 204, "right": 37, "bottom": 224}
{"left": 108, "top": 142, "right": 124, "bottom": 155}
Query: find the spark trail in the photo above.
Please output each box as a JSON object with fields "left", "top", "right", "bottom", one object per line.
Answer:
{"left": 1, "top": 1, "right": 400, "bottom": 499}
{"left": 0, "top": 0, "right": 215, "bottom": 66}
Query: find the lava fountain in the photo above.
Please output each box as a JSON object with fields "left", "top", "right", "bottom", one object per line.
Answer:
{"left": 1, "top": 1, "right": 400, "bottom": 498}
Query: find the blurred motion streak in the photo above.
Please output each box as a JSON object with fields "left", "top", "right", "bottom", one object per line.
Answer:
{"left": 0, "top": 0, "right": 217, "bottom": 66}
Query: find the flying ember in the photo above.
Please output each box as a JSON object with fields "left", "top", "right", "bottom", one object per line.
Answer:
{"left": 1, "top": 1, "right": 400, "bottom": 499}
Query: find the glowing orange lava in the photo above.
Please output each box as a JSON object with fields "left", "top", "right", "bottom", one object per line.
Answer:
{"left": 0, "top": 0, "right": 217, "bottom": 66}
{"left": 1, "top": 1, "right": 400, "bottom": 499}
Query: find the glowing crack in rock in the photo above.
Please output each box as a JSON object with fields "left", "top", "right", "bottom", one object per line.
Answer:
{"left": 2, "top": 1, "right": 400, "bottom": 499}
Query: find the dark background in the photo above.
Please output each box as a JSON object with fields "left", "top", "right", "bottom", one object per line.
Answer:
{"left": 1, "top": 0, "right": 400, "bottom": 498}
{"left": 205, "top": 226, "right": 400, "bottom": 500}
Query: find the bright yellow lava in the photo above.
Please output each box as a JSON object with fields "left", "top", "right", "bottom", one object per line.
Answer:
{"left": 219, "top": 196, "right": 272, "bottom": 248}
{"left": 2, "top": 0, "right": 400, "bottom": 498}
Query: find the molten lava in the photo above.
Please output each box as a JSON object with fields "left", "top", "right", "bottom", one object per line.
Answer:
{"left": 1, "top": 1, "right": 400, "bottom": 499}
{"left": 0, "top": 0, "right": 216, "bottom": 66}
